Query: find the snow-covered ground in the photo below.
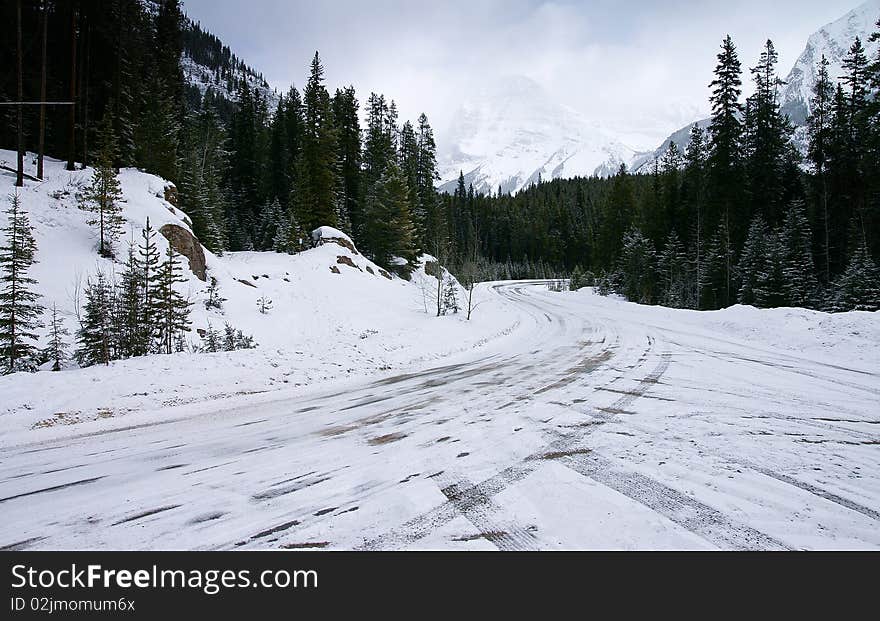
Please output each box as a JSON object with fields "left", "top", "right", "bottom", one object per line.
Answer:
{"left": 1, "top": 278, "right": 878, "bottom": 550}
{"left": 0, "top": 151, "right": 514, "bottom": 447}
{"left": 1, "top": 151, "right": 878, "bottom": 551}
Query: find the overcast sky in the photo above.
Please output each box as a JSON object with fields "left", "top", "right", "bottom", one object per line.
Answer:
{"left": 181, "top": 0, "right": 862, "bottom": 149}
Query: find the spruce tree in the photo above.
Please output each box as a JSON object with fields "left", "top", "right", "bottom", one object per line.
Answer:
{"left": 618, "top": 227, "right": 657, "bottom": 305}
{"left": 703, "top": 220, "right": 734, "bottom": 309}
{"left": 742, "top": 39, "right": 795, "bottom": 227}
{"left": 138, "top": 218, "right": 161, "bottom": 352}
{"left": 80, "top": 113, "right": 125, "bottom": 258}
{"left": 780, "top": 200, "right": 819, "bottom": 308}
{"left": 117, "top": 242, "right": 144, "bottom": 357}
{"left": 154, "top": 245, "right": 191, "bottom": 355}
{"left": 333, "top": 86, "right": 361, "bottom": 237}
{"left": 658, "top": 230, "right": 689, "bottom": 308}
{"left": 807, "top": 55, "right": 834, "bottom": 283}
{"left": 416, "top": 113, "right": 439, "bottom": 248}
{"left": 737, "top": 215, "right": 771, "bottom": 306}
{"left": 0, "top": 194, "right": 43, "bottom": 374}
{"left": 75, "top": 271, "right": 115, "bottom": 367}
{"left": 43, "top": 303, "right": 70, "bottom": 372}
{"left": 831, "top": 245, "right": 880, "bottom": 312}
{"left": 298, "top": 52, "right": 339, "bottom": 232}
{"left": 707, "top": 35, "right": 745, "bottom": 250}
{"left": 364, "top": 161, "right": 418, "bottom": 274}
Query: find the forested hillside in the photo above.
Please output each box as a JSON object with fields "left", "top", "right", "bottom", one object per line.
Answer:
{"left": 2, "top": 1, "right": 878, "bottom": 317}
{"left": 441, "top": 35, "right": 880, "bottom": 312}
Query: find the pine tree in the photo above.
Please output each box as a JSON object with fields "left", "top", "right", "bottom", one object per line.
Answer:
{"left": 0, "top": 193, "right": 42, "bottom": 374}
{"left": 79, "top": 113, "right": 125, "bottom": 258}
{"left": 223, "top": 322, "right": 236, "bottom": 351}
{"left": 204, "top": 276, "right": 225, "bottom": 310}
{"left": 442, "top": 276, "right": 460, "bottom": 315}
{"left": 780, "top": 200, "right": 819, "bottom": 308}
{"left": 333, "top": 86, "right": 361, "bottom": 237}
{"left": 256, "top": 295, "right": 273, "bottom": 314}
{"left": 117, "top": 241, "right": 145, "bottom": 357}
{"left": 683, "top": 123, "right": 708, "bottom": 307}
{"left": 416, "top": 113, "right": 439, "bottom": 248}
{"left": 703, "top": 220, "right": 734, "bottom": 309}
{"left": 807, "top": 55, "right": 834, "bottom": 283}
{"left": 658, "top": 230, "right": 689, "bottom": 308}
{"left": 742, "top": 39, "right": 795, "bottom": 227}
{"left": 178, "top": 106, "right": 229, "bottom": 253}
{"left": 618, "top": 227, "right": 657, "bottom": 304}
{"left": 707, "top": 35, "right": 745, "bottom": 250}
{"left": 830, "top": 245, "right": 880, "bottom": 312}
{"left": 153, "top": 245, "right": 191, "bottom": 355}
{"left": 138, "top": 218, "right": 161, "bottom": 353}
{"left": 75, "top": 271, "right": 115, "bottom": 367}
{"left": 754, "top": 231, "right": 785, "bottom": 308}
{"left": 298, "top": 52, "right": 339, "bottom": 232}
{"left": 737, "top": 215, "right": 771, "bottom": 306}
{"left": 43, "top": 303, "right": 70, "bottom": 372}
{"left": 203, "top": 323, "right": 221, "bottom": 353}
{"left": 364, "top": 161, "right": 418, "bottom": 274}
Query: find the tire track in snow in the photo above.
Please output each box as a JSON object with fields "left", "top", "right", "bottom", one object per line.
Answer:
{"left": 557, "top": 451, "right": 791, "bottom": 551}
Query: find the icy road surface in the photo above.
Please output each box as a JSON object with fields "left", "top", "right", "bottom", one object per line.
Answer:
{"left": 2, "top": 282, "right": 879, "bottom": 550}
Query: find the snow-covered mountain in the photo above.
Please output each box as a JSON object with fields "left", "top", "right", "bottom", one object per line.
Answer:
{"left": 437, "top": 76, "right": 638, "bottom": 195}
{"left": 633, "top": 0, "right": 880, "bottom": 173}
{"left": 781, "top": 0, "right": 880, "bottom": 126}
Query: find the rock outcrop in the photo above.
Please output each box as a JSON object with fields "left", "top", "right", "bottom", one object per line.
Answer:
{"left": 159, "top": 223, "right": 207, "bottom": 281}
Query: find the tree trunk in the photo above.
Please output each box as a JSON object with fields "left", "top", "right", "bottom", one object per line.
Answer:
{"left": 81, "top": 24, "right": 90, "bottom": 169}
{"left": 16, "top": 0, "right": 24, "bottom": 188}
{"left": 37, "top": 0, "right": 48, "bottom": 180}
{"left": 66, "top": 5, "right": 78, "bottom": 171}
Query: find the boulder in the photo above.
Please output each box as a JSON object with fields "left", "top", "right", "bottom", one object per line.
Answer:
{"left": 159, "top": 223, "right": 207, "bottom": 281}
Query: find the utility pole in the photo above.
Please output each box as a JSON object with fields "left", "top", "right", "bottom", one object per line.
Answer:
{"left": 16, "top": 0, "right": 24, "bottom": 187}
{"left": 38, "top": 0, "right": 49, "bottom": 180}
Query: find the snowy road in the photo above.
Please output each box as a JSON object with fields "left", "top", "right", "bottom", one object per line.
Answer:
{"left": 2, "top": 282, "right": 879, "bottom": 550}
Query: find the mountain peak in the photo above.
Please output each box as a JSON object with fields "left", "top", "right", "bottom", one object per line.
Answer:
{"left": 438, "top": 75, "right": 635, "bottom": 195}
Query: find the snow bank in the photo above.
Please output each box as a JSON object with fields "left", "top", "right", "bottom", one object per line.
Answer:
{"left": 0, "top": 152, "right": 522, "bottom": 444}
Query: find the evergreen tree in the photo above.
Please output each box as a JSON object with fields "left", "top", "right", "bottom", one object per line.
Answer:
{"left": 742, "top": 39, "right": 795, "bottom": 227}
{"left": 75, "top": 271, "right": 115, "bottom": 367}
{"left": 703, "top": 220, "right": 734, "bottom": 309}
{"left": 737, "top": 215, "right": 771, "bottom": 306}
{"left": 442, "top": 277, "right": 460, "bottom": 315}
{"left": 297, "top": 52, "right": 339, "bottom": 232}
{"left": 138, "top": 218, "right": 161, "bottom": 353}
{"left": 333, "top": 86, "right": 361, "bottom": 237}
{"left": 79, "top": 113, "right": 125, "bottom": 258}
{"left": 683, "top": 123, "right": 709, "bottom": 307}
{"left": 153, "top": 245, "right": 191, "bottom": 355}
{"left": 178, "top": 106, "right": 229, "bottom": 253}
{"left": 830, "top": 245, "right": 880, "bottom": 312}
{"left": 363, "top": 161, "right": 417, "bottom": 274}
{"left": 707, "top": 35, "right": 745, "bottom": 250}
{"left": 43, "top": 303, "right": 70, "bottom": 372}
{"left": 204, "top": 276, "right": 225, "bottom": 310}
{"left": 807, "top": 55, "right": 834, "bottom": 283}
{"left": 203, "top": 323, "right": 222, "bottom": 353}
{"left": 658, "top": 230, "right": 689, "bottom": 308}
{"left": 617, "top": 227, "right": 656, "bottom": 304}
{"left": 117, "top": 241, "right": 145, "bottom": 357}
{"left": 416, "top": 113, "right": 439, "bottom": 248}
{"left": 780, "top": 200, "right": 819, "bottom": 308}
{"left": 0, "top": 194, "right": 42, "bottom": 373}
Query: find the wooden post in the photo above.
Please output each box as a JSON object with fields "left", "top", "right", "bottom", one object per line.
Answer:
{"left": 66, "top": 4, "right": 77, "bottom": 171}
{"left": 16, "top": 0, "right": 24, "bottom": 187}
{"left": 38, "top": 0, "right": 48, "bottom": 180}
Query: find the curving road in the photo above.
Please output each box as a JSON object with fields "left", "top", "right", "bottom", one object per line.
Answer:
{"left": 2, "top": 282, "right": 879, "bottom": 550}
